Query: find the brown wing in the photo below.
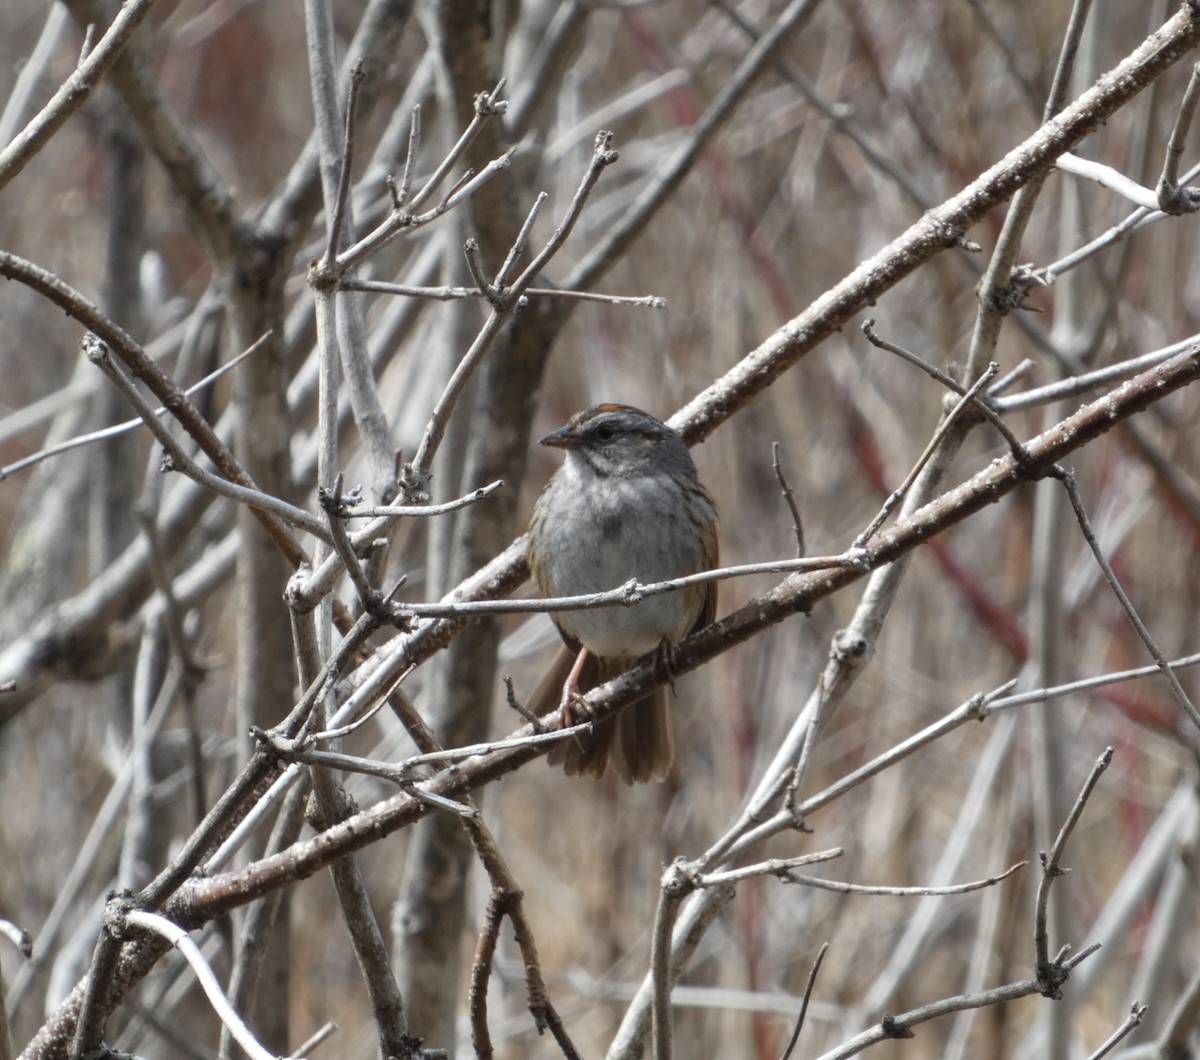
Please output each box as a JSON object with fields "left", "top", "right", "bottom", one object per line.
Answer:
{"left": 689, "top": 524, "right": 718, "bottom": 635}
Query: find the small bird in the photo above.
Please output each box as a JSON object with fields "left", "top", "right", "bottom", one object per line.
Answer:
{"left": 527, "top": 403, "right": 718, "bottom": 783}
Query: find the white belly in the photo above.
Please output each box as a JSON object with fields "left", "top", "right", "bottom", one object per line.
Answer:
{"left": 536, "top": 472, "right": 707, "bottom": 659}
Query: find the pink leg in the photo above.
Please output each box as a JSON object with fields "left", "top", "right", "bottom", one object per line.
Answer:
{"left": 560, "top": 647, "right": 591, "bottom": 726}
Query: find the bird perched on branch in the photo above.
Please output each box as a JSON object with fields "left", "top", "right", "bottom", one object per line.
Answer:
{"left": 527, "top": 403, "right": 718, "bottom": 783}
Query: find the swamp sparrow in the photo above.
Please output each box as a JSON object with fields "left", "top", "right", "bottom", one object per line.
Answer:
{"left": 527, "top": 404, "right": 718, "bottom": 783}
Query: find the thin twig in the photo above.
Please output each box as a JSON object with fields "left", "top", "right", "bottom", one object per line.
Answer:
{"left": 965, "top": 0, "right": 1097, "bottom": 381}
{"left": 813, "top": 960, "right": 1101, "bottom": 1060}
{"left": 772, "top": 442, "right": 806, "bottom": 557}
{"left": 0, "top": 0, "right": 158, "bottom": 191}
{"left": 1085, "top": 1002, "right": 1148, "bottom": 1060}
{"left": 83, "top": 335, "right": 333, "bottom": 544}
{"left": 510, "top": 131, "right": 619, "bottom": 295}
{"left": 341, "top": 276, "right": 665, "bottom": 306}
{"left": 854, "top": 363, "right": 1000, "bottom": 548}
{"left": 390, "top": 551, "right": 867, "bottom": 619}
{"left": 779, "top": 943, "right": 828, "bottom": 1060}
{"left": 1056, "top": 152, "right": 1160, "bottom": 209}
{"left": 1033, "top": 746, "right": 1113, "bottom": 993}
{"left": 991, "top": 650, "right": 1200, "bottom": 711}
{"left": 1052, "top": 468, "right": 1200, "bottom": 732}
{"left": 338, "top": 479, "right": 504, "bottom": 519}
{"left": 288, "top": 480, "right": 506, "bottom": 612}
{"left": 693, "top": 850, "right": 844, "bottom": 887}
{"left": 862, "top": 319, "right": 1024, "bottom": 453}
{"left": 503, "top": 674, "right": 543, "bottom": 730}
{"left": 995, "top": 335, "right": 1200, "bottom": 412}
{"left": 292, "top": 1021, "right": 338, "bottom": 1059}
{"left": 396, "top": 724, "right": 596, "bottom": 770}
{"left": 337, "top": 82, "right": 510, "bottom": 273}
{"left": 317, "top": 473, "right": 408, "bottom": 626}
{"left": 1158, "top": 61, "right": 1200, "bottom": 213}
{"left": 390, "top": 105, "right": 419, "bottom": 209}
{"left": 324, "top": 60, "right": 365, "bottom": 267}
{"left": 407, "top": 79, "right": 507, "bottom": 216}
{"left": 123, "top": 910, "right": 283, "bottom": 1060}
{"left": 769, "top": 861, "right": 1026, "bottom": 897}
{"left": 0, "top": 334, "right": 267, "bottom": 481}
{"left": 495, "top": 190, "right": 547, "bottom": 289}
{"left": 405, "top": 132, "right": 620, "bottom": 480}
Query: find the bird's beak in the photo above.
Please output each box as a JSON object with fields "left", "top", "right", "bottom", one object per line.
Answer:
{"left": 538, "top": 423, "right": 575, "bottom": 449}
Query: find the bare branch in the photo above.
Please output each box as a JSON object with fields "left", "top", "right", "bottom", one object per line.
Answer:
{"left": 0, "top": 0, "right": 158, "bottom": 191}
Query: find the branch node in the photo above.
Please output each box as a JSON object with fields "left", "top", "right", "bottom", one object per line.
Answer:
{"left": 661, "top": 857, "right": 698, "bottom": 898}
{"left": 983, "top": 264, "right": 1047, "bottom": 313}
{"left": 926, "top": 216, "right": 970, "bottom": 249}
{"left": 475, "top": 79, "right": 509, "bottom": 118}
{"left": 592, "top": 128, "right": 620, "bottom": 167}
{"left": 832, "top": 629, "right": 870, "bottom": 663}
{"left": 317, "top": 479, "right": 365, "bottom": 517}
{"left": 397, "top": 463, "right": 433, "bottom": 505}
{"left": 879, "top": 1014, "right": 913, "bottom": 1040}
{"left": 1156, "top": 178, "right": 1200, "bottom": 214}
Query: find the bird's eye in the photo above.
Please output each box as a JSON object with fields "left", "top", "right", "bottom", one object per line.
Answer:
{"left": 594, "top": 423, "right": 617, "bottom": 442}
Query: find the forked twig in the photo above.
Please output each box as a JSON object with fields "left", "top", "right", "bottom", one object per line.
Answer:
{"left": 1033, "top": 746, "right": 1113, "bottom": 993}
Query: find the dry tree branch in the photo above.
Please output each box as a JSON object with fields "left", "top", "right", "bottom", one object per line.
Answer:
{"left": 771, "top": 441, "right": 806, "bottom": 556}
{"left": 567, "top": 0, "right": 825, "bottom": 291}
{"left": 168, "top": 343, "right": 1200, "bottom": 917}
{"left": 381, "top": 684, "right": 582, "bottom": 1058}
{"left": 1085, "top": 1003, "right": 1148, "bottom": 1060}
{"left": 854, "top": 363, "right": 1000, "bottom": 548}
{"left": 995, "top": 334, "right": 1200, "bottom": 412}
{"left": 966, "top": 0, "right": 1094, "bottom": 375}
{"left": 0, "top": 336, "right": 265, "bottom": 482}
{"left": 6, "top": 2, "right": 1196, "bottom": 732}
{"left": 18, "top": 304, "right": 1200, "bottom": 1060}
{"left": 404, "top": 130, "right": 619, "bottom": 486}
{"left": 804, "top": 750, "right": 1112, "bottom": 1058}
{"left": 861, "top": 320, "right": 1024, "bottom": 452}
{"left": 60, "top": 0, "right": 242, "bottom": 260}
{"left": 341, "top": 276, "right": 665, "bottom": 306}
{"left": 0, "top": 254, "right": 315, "bottom": 571}
{"left": 1055, "top": 151, "right": 1164, "bottom": 209}
{"left": 336, "top": 83, "right": 511, "bottom": 274}
{"left": 9, "top": 10, "right": 1200, "bottom": 1060}
{"left": 1052, "top": 469, "right": 1200, "bottom": 731}
{"left": 287, "top": 481, "right": 505, "bottom": 614}
{"left": 811, "top": 955, "right": 1100, "bottom": 1060}
{"left": 0, "top": 0, "right": 157, "bottom": 191}
{"left": 671, "top": 3, "right": 1200, "bottom": 445}
{"left": 289, "top": 608, "right": 416, "bottom": 1060}
{"left": 779, "top": 942, "right": 829, "bottom": 1060}
{"left": 1157, "top": 60, "right": 1200, "bottom": 212}
{"left": 1034, "top": 746, "right": 1113, "bottom": 993}
{"left": 123, "top": 912, "right": 287, "bottom": 1060}
{"left": 83, "top": 336, "right": 333, "bottom": 544}
{"left": 1031, "top": 159, "right": 1200, "bottom": 283}
{"left": 1122, "top": 960, "right": 1200, "bottom": 1059}
{"left": 0, "top": 4, "right": 70, "bottom": 149}
{"left": 704, "top": 860, "right": 1026, "bottom": 897}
